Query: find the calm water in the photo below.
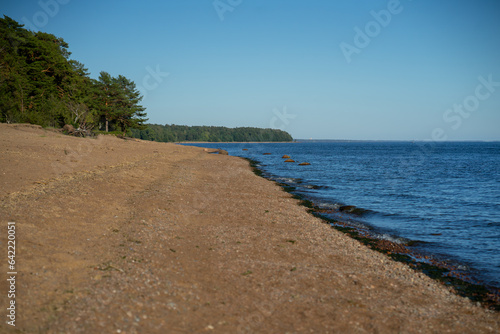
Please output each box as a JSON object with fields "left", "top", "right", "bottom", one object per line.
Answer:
{"left": 185, "top": 141, "right": 500, "bottom": 289}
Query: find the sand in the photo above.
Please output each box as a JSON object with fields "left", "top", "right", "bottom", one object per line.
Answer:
{"left": 0, "top": 123, "right": 498, "bottom": 333}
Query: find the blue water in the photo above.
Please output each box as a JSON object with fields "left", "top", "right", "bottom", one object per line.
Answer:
{"left": 185, "top": 141, "right": 500, "bottom": 289}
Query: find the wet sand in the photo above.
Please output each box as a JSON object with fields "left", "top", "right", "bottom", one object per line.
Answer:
{"left": 0, "top": 123, "right": 498, "bottom": 333}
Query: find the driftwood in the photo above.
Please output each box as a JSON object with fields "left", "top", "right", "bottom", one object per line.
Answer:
{"left": 62, "top": 124, "right": 95, "bottom": 138}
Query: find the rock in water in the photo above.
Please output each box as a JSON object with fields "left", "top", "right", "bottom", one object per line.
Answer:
{"left": 298, "top": 162, "right": 311, "bottom": 166}
{"left": 284, "top": 159, "right": 295, "bottom": 163}
{"left": 339, "top": 205, "right": 356, "bottom": 213}
{"left": 282, "top": 155, "right": 291, "bottom": 159}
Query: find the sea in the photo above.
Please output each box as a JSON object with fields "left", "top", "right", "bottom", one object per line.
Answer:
{"left": 184, "top": 141, "right": 500, "bottom": 291}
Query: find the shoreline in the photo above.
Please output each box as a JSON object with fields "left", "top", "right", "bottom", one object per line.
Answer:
{"left": 177, "top": 141, "right": 295, "bottom": 144}
{"left": 244, "top": 158, "right": 500, "bottom": 309}
{"left": 0, "top": 124, "right": 498, "bottom": 332}
{"left": 187, "top": 141, "right": 500, "bottom": 307}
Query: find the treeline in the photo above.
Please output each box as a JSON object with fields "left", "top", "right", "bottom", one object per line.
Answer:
{"left": 0, "top": 16, "right": 292, "bottom": 141}
{"left": 130, "top": 124, "right": 293, "bottom": 142}
{"left": 0, "top": 16, "right": 147, "bottom": 135}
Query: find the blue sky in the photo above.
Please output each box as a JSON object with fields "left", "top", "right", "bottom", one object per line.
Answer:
{"left": 2, "top": 0, "right": 500, "bottom": 140}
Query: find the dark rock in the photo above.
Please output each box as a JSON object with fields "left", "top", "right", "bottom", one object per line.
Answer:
{"left": 338, "top": 205, "right": 368, "bottom": 216}
{"left": 339, "top": 205, "right": 356, "bottom": 213}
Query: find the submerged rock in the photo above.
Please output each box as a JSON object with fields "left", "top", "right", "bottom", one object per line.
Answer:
{"left": 338, "top": 205, "right": 368, "bottom": 216}
{"left": 284, "top": 159, "right": 295, "bottom": 163}
{"left": 298, "top": 162, "right": 311, "bottom": 166}
{"left": 338, "top": 205, "right": 357, "bottom": 213}
{"left": 263, "top": 153, "right": 272, "bottom": 155}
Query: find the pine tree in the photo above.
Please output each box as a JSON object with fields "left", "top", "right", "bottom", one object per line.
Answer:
{"left": 0, "top": 16, "right": 30, "bottom": 123}
{"left": 97, "top": 71, "right": 121, "bottom": 132}
{"left": 114, "top": 75, "right": 147, "bottom": 135}
{"left": 63, "top": 61, "right": 96, "bottom": 133}
{"left": 0, "top": 16, "right": 149, "bottom": 135}
{"left": 96, "top": 72, "right": 147, "bottom": 134}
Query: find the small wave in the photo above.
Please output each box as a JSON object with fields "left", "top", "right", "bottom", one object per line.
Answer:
{"left": 329, "top": 220, "right": 371, "bottom": 231}
{"left": 373, "top": 233, "right": 412, "bottom": 245}
{"left": 457, "top": 264, "right": 471, "bottom": 271}
{"left": 301, "top": 184, "right": 320, "bottom": 190}
{"left": 274, "top": 177, "right": 302, "bottom": 184}
{"left": 315, "top": 202, "right": 340, "bottom": 210}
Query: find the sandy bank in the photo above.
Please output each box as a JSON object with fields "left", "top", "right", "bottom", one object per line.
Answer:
{"left": 0, "top": 124, "right": 498, "bottom": 333}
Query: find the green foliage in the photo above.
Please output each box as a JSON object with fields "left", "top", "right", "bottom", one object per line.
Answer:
{"left": 0, "top": 16, "right": 147, "bottom": 134}
{"left": 1, "top": 16, "right": 287, "bottom": 140}
{"left": 130, "top": 124, "right": 293, "bottom": 142}
{"left": 95, "top": 73, "right": 147, "bottom": 134}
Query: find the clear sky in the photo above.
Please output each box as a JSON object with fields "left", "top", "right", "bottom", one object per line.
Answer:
{"left": 2, "top": 0, "right": 500, "bottom": 140}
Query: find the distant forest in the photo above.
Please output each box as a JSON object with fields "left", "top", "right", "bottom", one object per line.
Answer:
{"left": 0, "top": 16, "right": 293, "bottom": 142}
{"left": 130, "top": 124, "right": 293, "bottom": 142}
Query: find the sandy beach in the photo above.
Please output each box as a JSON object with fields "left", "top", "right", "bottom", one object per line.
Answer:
{"left": 0, "top": 123, "right": 498, "bottom": 333}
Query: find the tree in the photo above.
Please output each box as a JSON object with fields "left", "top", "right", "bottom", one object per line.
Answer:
{"left": 0, "top": 16, "right": 31, "bottom": 123}
{"left": 0, "top": 16, "right": 149, "bottom": 135}
{"left": 96, "top": 71, "right": 120, "bottom": 132}
{"left": 95, "top": 72, "right": 147, "bottom": 134}
{"left": 129, "top": 124, "right": 293, "bottom": 142}
{"left": 60, "top": 61, "right": 97, "bottom": 133}
{"left": 114, "top": 75, "right": 147, "bottom": 135}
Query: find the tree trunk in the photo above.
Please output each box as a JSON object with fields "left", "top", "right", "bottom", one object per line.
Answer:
{"left": 18, "top": 84, "right": 24, "bottom": 116}
{"left": 105, "top": 119, "right": 109, "bottom": 132}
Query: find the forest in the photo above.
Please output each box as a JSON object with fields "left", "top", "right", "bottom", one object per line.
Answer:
{"left": 130, "top": 124, "right": 293, "bottom": 142}
{"left": 0, "top": 16, "right": 293, "bottom": 142}
{"left": 0, "top": 16, "right": 147, "bottom": 135}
